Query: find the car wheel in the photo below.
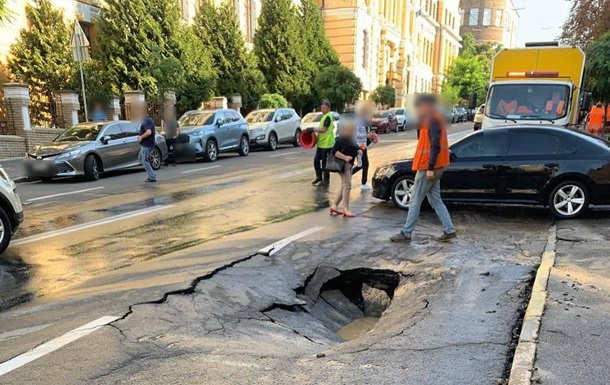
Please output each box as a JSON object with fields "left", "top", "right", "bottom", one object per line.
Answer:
{"left": 84, "top": 155, "right": 100, "bottom": 181}
{"left": 549, "top": 181, "right": 589, "bottom": 219}
{"left": 391, "top": 175, "right": 415, "bottom": 210}
{"left": 267, "top": 132, "right": 278, "bottom": 151}
{"left": 0, "top": 207, "right": 12, "bottom": 254}
{"left": 293, "top": 129, "right": 301, "bottom": 147}
{"left": 150, "top": 147, "right": 162, "bottom": 170}
{"left": 238, "top": 135, "right": 250, "bottom": 157}
{"left": 203, "top": 140, "right": 218, "bottom": 162}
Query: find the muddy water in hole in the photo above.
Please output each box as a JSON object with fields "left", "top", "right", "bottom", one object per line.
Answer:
{"left": 337, "top": 317, "right": 379, "bottom": 341}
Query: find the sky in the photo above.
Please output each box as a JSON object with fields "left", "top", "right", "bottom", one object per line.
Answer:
{"left": 513, "top": 0, "right": 573, "bottom": 47}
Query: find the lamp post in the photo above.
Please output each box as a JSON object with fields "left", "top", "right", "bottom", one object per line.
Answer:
{"left": 70, "top": 20, "right": 90, "bottom": 122}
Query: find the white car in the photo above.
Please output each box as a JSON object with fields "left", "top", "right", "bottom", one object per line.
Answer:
{"left": 301, "top": 112, "right": 342, "bottom": 137}
{"left": 0, "top": 165, "right": 24, "bottom": 253}
{"left": 473, "top": 104, "right": 485, "bottom": 131}
{"left": 245, "top": 108, "right": 302, "bottom": 150}
{"left": 389, "top": 108, "right": 417, "bottom": 131}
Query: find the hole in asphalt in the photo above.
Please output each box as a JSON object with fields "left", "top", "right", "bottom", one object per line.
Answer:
{"left": 267, "top": 267, "right": 400, "bottom": 342}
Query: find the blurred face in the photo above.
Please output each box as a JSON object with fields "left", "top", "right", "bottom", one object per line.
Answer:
{"left": 552, "top": 92, "right": 561, "bottom": 101}
{"left": 341, "top": 123, "right": 356, "bottom": 138}
{"left": 415, "top": 102, "right": 433, "bottom": 121}
{"left": 131, "top": 104, "right": 146, "bottom": 123}
{"left": 321, "top": 104, "right": 330, "bottom": 114}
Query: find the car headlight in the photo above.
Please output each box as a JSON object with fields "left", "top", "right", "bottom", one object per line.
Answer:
{"left": 189, "top": 129, "right": 207, "bottom": 136}
{"left": 58, "top": 149, "right": 81, "bottom": 158}
{"left": 374, "top": 164, "right": 391, "bottom": 178}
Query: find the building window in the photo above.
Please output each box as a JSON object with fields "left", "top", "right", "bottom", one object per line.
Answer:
{"left": 362, "top": 30, "right": 369, "bottom": 69}
{"left": 483, "top": 8, "right": 491, "bottom": 26}
{"left": 469, "top": 8, "right": 479, "bottom": 26}
{"left": 459, "top": 9, "right": 465, "bottom": 26}
{"left": 495, "top": 9, "right": 503, "bottom": 26}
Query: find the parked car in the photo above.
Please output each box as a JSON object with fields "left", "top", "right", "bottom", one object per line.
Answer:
{"left": 442, "top": 108, "right": 454, "bottom": 124}
{"left": 388, "top": 108, "right": 417, "bottom": 131}
{"left": 456, "top": 107, "right": 468, "bottom": 122}
{"left": 24, "top": 121, "right": 168, "bottom": 181}
{"left": 301, "top": 111, "right": 342, "bottom": 137}
{"left": 466, "top": 107, "right": 476, "bottom": 121}
{"left": 372, "top": 126, "right": 610, "bottom": 219}
{"left": 451, "top": 108, "right": 459, "bottom": 123}
{"left": 178, "top": 109, "right": 250, "bottom": 162}
{"left": 371, "top": 111, "right": 399, "bottom": 133}
{"left": 473, "top": 104, "right": 485, "bottom": 131}
{"left": 0, "top": 165, "right": 23, "bottom": 253}
{"left": 246, "top": 108, "right": 301, "bottom": 150}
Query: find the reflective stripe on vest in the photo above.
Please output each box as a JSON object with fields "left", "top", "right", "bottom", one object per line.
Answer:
{"left": 317, "top": 112, "right": 335, "bottom": 149}
{"left": 412, "top": 113, "right": 450, "bottom": 171}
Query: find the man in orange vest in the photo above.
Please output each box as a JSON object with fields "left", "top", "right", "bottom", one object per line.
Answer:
{"left": 391, "top": 94, "right": 456, "bottom": 243}
{"left": 587, "top": 103, "right": 605, "bottom": 136}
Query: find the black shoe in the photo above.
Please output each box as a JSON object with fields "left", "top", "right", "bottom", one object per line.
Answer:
{"left": 311, "top": 177, "right": 322, "bottom": 185}
{"left": 390, "top": 233, "right": 412, "bottom": 243}
{"left": 145, "top": 178, "right": 157, "bottom": 183}
{"left": 437, "top": 232, "right": 457, "bottom": 242}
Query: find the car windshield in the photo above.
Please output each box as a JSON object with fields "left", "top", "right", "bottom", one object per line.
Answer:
{"left": 390, "top": 109, "right": 404, "bottom": 115}
{"left": 373, "top": 112, "right": 391, "bottom": 118}
{"left": 179, "top": 112, "right": 215, "bottom": 127}
{"left": 303, "top": 113, "right": 322, "bottom": 123}
{"left": 486, "top": 84, "right": 571, "bottom": 121}
{"left": 246, "top": 111, "right": 274, "bottom": 123}
{"left": 54, "top": 124, "right": 103, "bottom": 142}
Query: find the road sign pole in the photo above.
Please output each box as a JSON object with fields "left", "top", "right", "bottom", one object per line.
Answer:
{"left": 78, "top": 47, "right": 88, "bottom": 122}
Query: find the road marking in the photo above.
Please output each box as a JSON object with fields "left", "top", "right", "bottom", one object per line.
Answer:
{"left": 278, "top": 169, "right": 310, "bottom": 179}
{"left": 12, "top": 205, "right": 173, "bottom": 246}
{"left": 181, "top": 165, "right": 222, "bottom": 174}
{"left": 26, "top": 186, "right": 105, "bottom": 202}
{"left": 259, "top": 226, "right": 324, "bottom": 256}
{"left": 270, "top": 152, "right": 296, "bottom": 158}
{"left": 0, "top": 316, "right": 120, "bottom": 377}
{"left": 0, "top": 323, "right": 56, "bottom": 343}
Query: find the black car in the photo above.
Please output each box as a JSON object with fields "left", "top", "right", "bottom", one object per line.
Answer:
{"left": 372, "top": 126, "right": 610, "bottom": 219}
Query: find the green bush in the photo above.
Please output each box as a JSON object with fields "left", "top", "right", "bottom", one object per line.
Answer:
{"left": 259, "top": 93, "right": 288, "bottom": 109}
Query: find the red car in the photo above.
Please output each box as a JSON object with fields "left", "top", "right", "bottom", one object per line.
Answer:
{"left": 371, "top": 111, "right": 399, "bottom": 134}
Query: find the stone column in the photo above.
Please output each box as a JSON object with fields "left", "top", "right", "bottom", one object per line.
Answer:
{"left": 164, "top": 91, "right": 176, "bottom": 107}
{"left": 108, "top": 96, "right": 121, "bottom": 121}
{"left": 3, "top": 83, "right": 31, "bottom": 132}
{"left": 229, "top": 94, "right": 242, "bottom": 112}
{"left": 124, "top": 90, "right": 146, "bottom": 121}
{"left": 53, "top": 90, "right": 80, "bottom": 128}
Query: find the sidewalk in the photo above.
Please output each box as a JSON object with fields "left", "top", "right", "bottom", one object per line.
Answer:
{"left": 534, "top": 219, "right": 610, "bottom": 384}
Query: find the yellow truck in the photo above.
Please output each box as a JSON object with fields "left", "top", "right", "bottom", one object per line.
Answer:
{"left": 470, "top": 42, "right": 592, "bottom": 129}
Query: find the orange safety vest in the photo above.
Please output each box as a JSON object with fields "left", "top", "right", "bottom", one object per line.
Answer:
{"left": 587, "top": 106, "right": 605, "bottom": 134}
{"left": 496, "top": 99, "right": 517, "bottom": 115}
{"left": 545, "top": 100, "right": 565, "bottom": 114}
{"left": 413, "top": 113, "right": 450, "bottom": 171}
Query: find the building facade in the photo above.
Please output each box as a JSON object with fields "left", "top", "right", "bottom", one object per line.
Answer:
{"left": 459, "top": 0, "right": 519, "bottom": 48}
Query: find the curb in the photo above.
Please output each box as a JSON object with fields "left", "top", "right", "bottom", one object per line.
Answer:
{"left": 508, "top": 225, "right": 557, "bottom": 385}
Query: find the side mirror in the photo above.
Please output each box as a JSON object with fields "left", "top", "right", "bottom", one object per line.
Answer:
{"left": 101, "top": 135, "right": 111, "bottom": 144}
{"left": 275, "top": 116, "right": 281, "bottom": 122}
{"left": 581, "top": 92, "right": 592, "bottom": 112}
{"left": 468, "top": 92, "right": 477, "bottom": 109}
{"left": 215, "top": 120, "right": 223, "bottom": 127}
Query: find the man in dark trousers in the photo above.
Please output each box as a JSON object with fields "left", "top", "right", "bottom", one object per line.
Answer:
{"left": 391, "top": 94, "right": 456, "bottom": 243}
{"left": 310, "top": 100, "right": 336, "bottom": 186}
{"left": 133, "top": 104, "right": 157, "bottom": 183}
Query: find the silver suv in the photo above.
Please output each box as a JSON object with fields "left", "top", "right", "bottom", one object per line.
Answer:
{"left": 246, "top": 108, "right": 302, "bottom": 150}
{"left": 0, "top": 165, "right": 23, "bottom": 253}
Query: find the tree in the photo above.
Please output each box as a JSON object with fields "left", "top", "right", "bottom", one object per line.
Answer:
{"left": 313, "top": 65, "right": 362, "bottom": 112}
{"left": 194, "top": 2, "right": 266, "bottom": 109}
{"left": 561, "top": 0, "right": 610, "bottom": 48}
{"left": 7, "top": 0, "right": 73, "bottom": 126}
{"left": 585, "top": 32, "right": 610, "bottom": 103}
{"left": 254, "top": 0, "right": 310, "bottom": 107}
{"left": 372, "top": 85, "right": 397, "bottom": 108}
{"left": 259, "top": 93, "right": 288, "bottom": 108}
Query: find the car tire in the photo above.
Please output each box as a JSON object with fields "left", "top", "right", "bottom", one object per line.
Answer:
{"left": 150, "top": 147, "right": 162, "bottom": 170}
{"left": 267, "top": 132, "right": 278, "bottom": 151}
{"left": 84, "top": 155, "right": 100, "bottom": 181}
{"left": 203, "top": 140, "right": 218, "bottom": 162}
{"left": 549, "top": 181, "right": 590, "bottom": 219}
{"left": 238, "top": 135, "right": 250, "bottom": 157}
{"left": 0, "top": 207, "right": 12, "bottom": 254}
{"left": 391, "top": 175, "right": 416, "bottom": 210}
{"left": 293, "top": 129, "right": 301, "bottom": 147}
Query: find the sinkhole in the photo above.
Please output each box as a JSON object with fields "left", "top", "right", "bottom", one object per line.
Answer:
{"left": 266, "top": 267, "right": 401, "bottom": 342}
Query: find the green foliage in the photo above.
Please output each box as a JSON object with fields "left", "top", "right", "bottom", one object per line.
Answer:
{"left": 586, "top": 32, "right": 610, "bottom": 102}
{"left": 561, "top": 0, "right": 610, "bottom": 48}
{"left": 7, "top": 0, "right": 73, "bottom": 126}
{"left": 371, "top": 85, "right": 397, "bottom": 108}
{"left": 313, "top": 65, "right": 362, "bottom": 112}
{"left": 254, "top": 0, "right": 310, "bottom": 108}
{"left": 259, "top": 93, "right": 288, "bottom": 108}
{"left": 194, "top": 2, "right": 266, "bottom": 109}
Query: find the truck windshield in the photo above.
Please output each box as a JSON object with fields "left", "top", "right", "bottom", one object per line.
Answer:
{"left": 486, "top": 84, "right": 570, "bottom": 121}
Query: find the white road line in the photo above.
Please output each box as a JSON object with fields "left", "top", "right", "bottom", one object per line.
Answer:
{"left": 12, "top": 205, "right": 173, "bottom": 246}
{"left": 181, "top": 165, "right": 221, "bottom": 174}
{"left": 26, "top": 186, "right": 105, "bottom": 202}
{"left": 269, "top": 152, "right": 296, "bottom": 158}
{"left": 259, "top": 226, "right": 324, "bottom": 256}
{"left": 278, "top": 169, "right": 310, "bottom": 179}
{"left": 0, "top": 316, "right": 119, "bottom": 377}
